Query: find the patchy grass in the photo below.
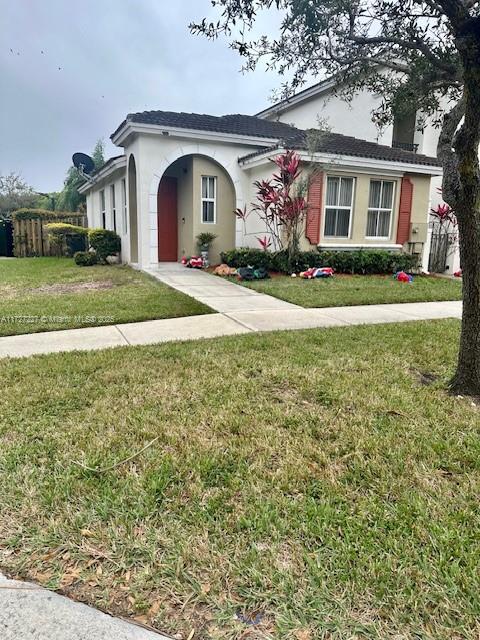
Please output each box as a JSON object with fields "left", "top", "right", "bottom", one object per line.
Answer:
{"left": 1, "top": 320, "right": 479, "bottom": 639}
{"left": 240, "top": 273, "right": 462, "bottom": 308}
{"left": 0, "top": 257, "right": 211, "bottom": 336}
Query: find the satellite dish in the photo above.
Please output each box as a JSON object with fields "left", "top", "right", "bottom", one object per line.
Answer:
{"left": 72, "top": 152, "right": 95, "bottom": 175}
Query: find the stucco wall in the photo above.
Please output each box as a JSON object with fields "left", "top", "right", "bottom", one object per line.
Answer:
{"left": 266, "top": 87, "right": 393, "bottom": 146}
{"left": 191, "top": 156, "right": 236, "bottom": 263}
{"left": 85, "top": 167, "right": 128, "bottom": 261}
{"left": 242, "top": 161, "right": 432, "bottom": 251}
{"left": 122, "top": 133, "right": 260, "bottom": 267}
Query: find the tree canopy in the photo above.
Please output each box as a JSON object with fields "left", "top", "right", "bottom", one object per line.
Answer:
{"left": 56, "top": 139, "right": 106, "bottom": 212}
{"left": 192, "top": 1, "right": 480, "bottom": 395}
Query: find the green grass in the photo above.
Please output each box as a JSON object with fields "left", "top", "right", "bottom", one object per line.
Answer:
{"left": 0, "top": 320, "right": 479, "bottom": 639}
{"left": 0, "top": 257, "right": 211, "bottom": 336}
{"left": 240, "top": 274, "right": 462, "bottom": 308}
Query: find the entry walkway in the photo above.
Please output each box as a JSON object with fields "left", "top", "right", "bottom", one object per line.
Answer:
{"left": 143, "top": 262, "right": 300, "bottom": 313}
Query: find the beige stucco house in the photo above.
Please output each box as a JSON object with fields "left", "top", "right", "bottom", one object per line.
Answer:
{"left": 79, "top": 104, "right": 442, "bottom": 270}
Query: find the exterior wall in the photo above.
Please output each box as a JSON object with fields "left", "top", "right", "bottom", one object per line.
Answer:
{"left": 265, "top": 86, "right": 393, "bottom": 146}
{"left": 241, "top": 161, "right": 432, "bottom": 255}
{"left": 317, "top": 171, "right": 401, "bottom": 247}
{"left": 191, "top": 156, "right": 236, "bottom": 263}
{"left": 159, "top": 155, "right": 236, "bottom": 263}
{"left": 123, "top": 133, "right": 259, "bottom": 267}
{"left": 85, "top": 167, "right": 129, "bottom": 261}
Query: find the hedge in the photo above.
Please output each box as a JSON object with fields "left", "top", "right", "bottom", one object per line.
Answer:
{"left": 220, "top": 248, "right": 418, "bottom": 275}
{"left": 88, "top": 228, "right": 121, "bottom": 262}
{"left": 44, "top": 223, "right": 88, "bottom": 236}
{"left": 12, "top": 208, "right": 86, "bottom": 221}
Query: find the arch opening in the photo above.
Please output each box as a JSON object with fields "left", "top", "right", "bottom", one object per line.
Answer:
{"left": 128, "top": 155, "right": 139, "bottom": 263}
{"left": 156, "top": 154, "right": 236, "bottom": 263}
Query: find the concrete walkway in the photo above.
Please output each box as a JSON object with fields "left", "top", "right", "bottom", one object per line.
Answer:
{"left": 143, "top": 262, "right": 300, "bottom": 313}
{"left": 0, "top": 572, "right": 169, "bottom": 640}
{"left": 0, "top": 301, "right": 462, "bottom": 360}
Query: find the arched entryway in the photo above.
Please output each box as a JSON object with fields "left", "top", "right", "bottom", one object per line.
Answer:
{"left": 156, "top": 154, "right": 236, "bottom": 264}
{"left": 128, "top": 155, "right": 138, "bottom": 263}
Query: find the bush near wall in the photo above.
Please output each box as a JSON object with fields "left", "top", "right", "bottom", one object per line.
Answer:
{"left": 44, "top": 223, "right": 89, "bottom": 257}
{"left": 220, "top": 248, "right": 418, "bottom": 275}
{"left": 12, "top": 209, "right": 87, "bottom": 257}
{"left": 88, "top": 229, "right": 121, "bottom": 262}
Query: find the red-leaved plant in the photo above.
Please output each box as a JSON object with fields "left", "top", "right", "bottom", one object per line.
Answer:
{"left": 257, "top": 235, "right": 272, "bottom": 251}
{"left": 235, "top": 150, "right": 308, "bottom": 269}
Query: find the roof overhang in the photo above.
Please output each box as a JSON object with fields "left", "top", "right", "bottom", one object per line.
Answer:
{"left": 238, "top": 148, "right": 443, "bottom": 177}
{"left": 78, "top": 156, "right": 127, "bottom": 194}
{"left": 111, "top": 120, "right": 279, "bottom": 149}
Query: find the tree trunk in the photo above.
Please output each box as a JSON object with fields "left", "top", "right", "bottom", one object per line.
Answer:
{"left": 450, "top": 204, "right": 480, "bottom": 394}
{"left": 448, "top": 20, "right": 480, "bottom": 396}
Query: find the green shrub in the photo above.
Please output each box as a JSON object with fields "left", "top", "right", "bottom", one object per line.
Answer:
{"left": 197, "top": 232, "right": 217, "bottom": 249}
{"left": 220, "top": 248, "right": 418, "bottom": 274}
{"left": 12, "top": 209, "right": 86, "bottom": 222}
{"left": 220, "top": 248, "right": 273, "bottom": 270}
{"left": 45, "top": 223, "right": 89, "bottom": 257}
{"left": 88, "top": 229, "right": 121, "bottom": 262}
{"left": 74, "top": 251, "right": 98, "bottom": 267}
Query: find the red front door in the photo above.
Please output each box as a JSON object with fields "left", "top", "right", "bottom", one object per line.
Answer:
{"left": 157, "top": 176, "right": 178, "bottom": 261}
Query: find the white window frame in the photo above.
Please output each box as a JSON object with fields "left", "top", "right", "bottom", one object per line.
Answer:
{"left": 110, "top": 184, "right": 116, "bottom": 232}
{"left": 323, "top": 176, "right": 355, "bottom": 239}
{"left": 100, "top": 189, "right": 106, "bottom": 229}
{"left": 365, "top": 180, "right": 396, "bottom": 240}
{"left": 201, "top": 175, "right": 216, "bottom": 224}
{"left": 121, "top": 178, "right": 127, "bottom": 235}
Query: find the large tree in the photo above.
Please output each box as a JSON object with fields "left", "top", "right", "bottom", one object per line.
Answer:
{"left": 191, "top": 0, "right": 480, "bottom": 395}
{"left": 0, "top": 172, "right": 38, "bottom": 215}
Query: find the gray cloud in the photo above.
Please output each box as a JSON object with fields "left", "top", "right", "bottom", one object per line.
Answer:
{"left": 0, "top": 0, "right": 285, "bottom": 191}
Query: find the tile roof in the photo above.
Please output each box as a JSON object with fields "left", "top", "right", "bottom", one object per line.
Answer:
{"left": 112, "top": 110, "right": 302, "bottom": 142}
{"left": 112, "top": 109, "right": 441, "bottom": 168}
{"left": 239, "top": 130, "right": 442, "bottom": 167}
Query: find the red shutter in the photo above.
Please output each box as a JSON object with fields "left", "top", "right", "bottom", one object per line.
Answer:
{"left": 306, "top": 171, "right": 324, "bottom": 245}
{"left": 396, "top": 176, "right": 414, "bottom": 245}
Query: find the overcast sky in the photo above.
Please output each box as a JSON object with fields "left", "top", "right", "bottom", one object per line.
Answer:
{"left": 0, "top": 0, "right": 288, "bottom": 192}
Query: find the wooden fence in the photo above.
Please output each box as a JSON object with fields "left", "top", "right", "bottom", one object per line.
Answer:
{"left": 13, "top": 215, "right": 88, "bottom": 257}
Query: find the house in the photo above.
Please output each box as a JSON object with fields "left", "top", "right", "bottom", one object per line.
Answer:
{"left": 79, "top": 104, "right": 442, "bottom": 270}
{"left": 258, "top": 78, "right": 457, "bottom": 273}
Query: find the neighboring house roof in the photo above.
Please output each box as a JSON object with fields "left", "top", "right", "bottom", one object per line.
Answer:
{"left": 238, "top": 131, "right": 442, "bottom": 168}
{"left": 111, "top": 110, "right": 302, "bottom": 143}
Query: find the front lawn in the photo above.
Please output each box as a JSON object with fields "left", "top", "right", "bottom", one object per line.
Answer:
{"left": 0, "top": 320, "right": 478, "bottom": 639}
{"left": 240, "top": 273, "right": 462, "bottom": 308}
{"left": 0, "top": 257, "right": 211, "bottom": 336}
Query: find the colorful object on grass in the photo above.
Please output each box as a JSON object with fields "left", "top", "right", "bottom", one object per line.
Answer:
{"left": 394, "top": 271, "right": 413, "bottom": 283}
{"left": 213, "top": 263, "right": 237, "bottom": 276}
{"left": 454, "top": 269, "right": 462, "bottom": 278}
{"left": 185, "top": 256, "right": 203, "bottom": 269}
{"left": 237, "top": 266, "right": 270, "bottom": 281}
{"left": 299, "top": 267, "right": 334, "bottom": 279}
